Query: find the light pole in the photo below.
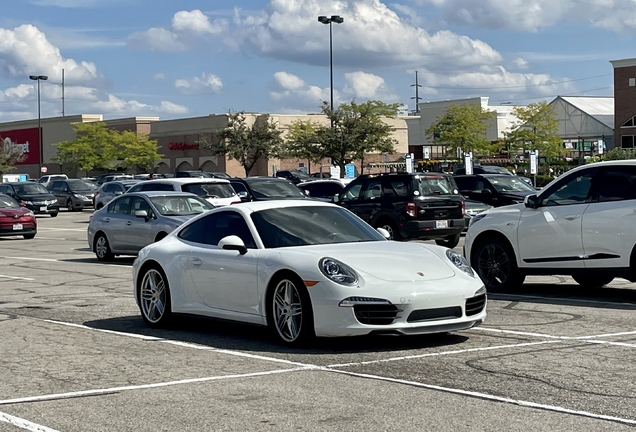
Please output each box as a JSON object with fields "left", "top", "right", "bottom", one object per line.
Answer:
{"left": 29, "top": 75, "right": 48, "bottom": 176}
{"left": 318, "top": 15, "right": 343, "bottom": 117}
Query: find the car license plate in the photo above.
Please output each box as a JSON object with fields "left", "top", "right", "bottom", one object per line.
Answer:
{"left": 40, "top": 206, "right": 47, "bottom": 211}
{"left": 13, "top": 223, "right": 23, "bottom": 231}
{"left": 436, "top": 220, "right": 449, "bottom": 229}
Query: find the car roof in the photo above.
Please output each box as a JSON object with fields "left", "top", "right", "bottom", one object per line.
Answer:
{"left": 297, "top": 179, "right": 349, "bottom": 186}
{"left": 125, "top": 191, "right": 200, "bottom": 198}
{"left": 219, "top": 199, "right": 336, "bottom": 213}
{"left": 454, "top": 173, "right": 511, "bottom": 178}
{"left": 106, "top": 179, "right": 141, "bottom": 186}
{"left": 135, "top": 178, "right": 230, "bottom": 184}
{"left": 232, "top": 177, "right": 291, "bottom": 182}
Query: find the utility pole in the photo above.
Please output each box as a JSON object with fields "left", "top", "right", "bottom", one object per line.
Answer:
{"left": 61, "top": 69, "right": 65, "bottom": 116}
{"left": 411, "top": 71, "right": 421, "bottom": 113}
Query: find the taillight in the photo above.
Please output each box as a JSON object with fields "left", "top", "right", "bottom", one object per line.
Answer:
{"left": 94, "top": 191, "right": 100, "bottom": 197}
{"left": 405, "top": 201, "right": 417, "bottom": 218}
{"left": 462, "top": 200, "right": 466, "bottom": 216}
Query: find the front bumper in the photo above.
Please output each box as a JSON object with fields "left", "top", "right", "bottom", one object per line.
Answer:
{"left": 310, "top": 277, "right": 486, "bottom": 337}
{"left": 0, "top": 223, "right": 37, "bottom": 237}
{"left": 25, "top": 201, "right": 59, "bottom": 214}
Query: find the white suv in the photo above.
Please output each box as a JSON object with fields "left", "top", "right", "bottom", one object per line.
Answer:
{"left": 464, "top": 160, "right": 636, "bottom": 291}
{"left": 126, "top": 178, "right": 240, "bottom": 206}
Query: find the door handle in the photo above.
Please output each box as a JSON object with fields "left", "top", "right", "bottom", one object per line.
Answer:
{"left": 191, "top": 258, "right": 202, "bottom": 267}
{"left": 126, "top": 221, "right": 132, "bottom": 226}
{"left": 104, "top": 218, "right": 110, "bottom": 223}
{"left": 564, "top": 215, "right": 580, "bottom": 221}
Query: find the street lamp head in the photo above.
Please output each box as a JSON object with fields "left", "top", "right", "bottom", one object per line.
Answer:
{"left": 318, "top": 15, "right": 330, "bottom": 24}
{"left": 39, "top": 75, "right": 48, "bottom": 81}
{"left": 29, "top": 75, "right": 48, "bottom": 81}
{"left": 330, "top": 15, "right": 344, "bottom": 24}
{"left": 29, "top": 75, "right": 38, "bottom": 80}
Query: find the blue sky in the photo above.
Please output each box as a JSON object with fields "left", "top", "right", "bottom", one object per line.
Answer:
{"left": 0, "top": 0, "right": 633, "bottom": 123}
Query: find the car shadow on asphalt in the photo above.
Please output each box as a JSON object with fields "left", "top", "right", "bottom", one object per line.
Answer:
{"left": 489, "top": 282, "right": 636, "bottom": 310}
{"left": 61, "top": 256, "right": 136, "bottom": 265}
{"left": 82, "top": 314, "right": 470, "bottom": 355}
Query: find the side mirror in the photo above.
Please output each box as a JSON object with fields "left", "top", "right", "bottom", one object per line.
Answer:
{"left": 332, "top": 195, "right": 340, "bottom": 203}
{"left": 376, "top": 227, "right": 391, "bottom": 239}
{"left": 218, "top": 235, "right": 247, "bottom": 255}
{"left": 115, "top": 191, "right": 123, "bottom": 195}
{"left": 19, "top": 201, "right": 26, "bottom": 207}
{"left": 135, "top": 210, "right": 149, "bottom": 219}
{"left": 480, "top": 189, "right": 492, "bottom": 194}
{"left": 524, "top": 194, "right": 540, "bottom": 209}
{"left": 237, "top": 191, "right": 249, "bottom": 202}
{"left": 304, "top": 190, "right": 311, "bottom": 196}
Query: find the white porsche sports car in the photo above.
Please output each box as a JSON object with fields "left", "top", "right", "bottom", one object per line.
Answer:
{"left": 132, "top": 201, "right": 486, "bottom": 345}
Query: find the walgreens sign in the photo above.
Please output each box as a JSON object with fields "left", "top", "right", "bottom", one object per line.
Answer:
{"left": 1, "top": 128, "right": 40, "bottom": 165}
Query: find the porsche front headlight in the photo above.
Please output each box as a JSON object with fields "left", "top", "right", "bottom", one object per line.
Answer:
{"left": 446, "top": 249, "right": 475, "bottom": 277}
{"left": 319, "top": 257, "right": 358, "bottom": 286}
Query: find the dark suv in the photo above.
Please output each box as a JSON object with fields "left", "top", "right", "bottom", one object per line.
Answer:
{"left": 229, "top": 177, "right": 309, "bottom": 202}
{"left": 454, "top": 174, "right": 536, "bottom": 207}
{"left": 334, "top": 172, "right": 465, "bottom": 247}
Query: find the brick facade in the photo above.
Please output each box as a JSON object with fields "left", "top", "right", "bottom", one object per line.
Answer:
{"left": 611, "top": 58, "right": 636, "bottom": 148}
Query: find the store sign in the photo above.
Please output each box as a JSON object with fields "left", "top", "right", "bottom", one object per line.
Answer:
{"left": 0, "top": 128, "right": 40, "bottom": 165}
{"left": 168, "top": 142, "right": 199, "bottom": 151}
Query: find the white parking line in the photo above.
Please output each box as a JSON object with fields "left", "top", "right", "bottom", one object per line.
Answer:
{"left": 0, "top": 256, "right": 129, "bottom": 268}
{"left": 328, "top": 340, "right": 560, "bottom": 367}
{"left": 0, "top": 275, "right": 34, "bottom": 281}
{"left": 20, "top": 317, "right": 636, "bottom": 427}
{"left": 37, "top": 228, "right": 86, "bottom": 232}
{"left": 472, "top": 327, "right": 636, "bottom": 348}
{"left": 0, "top": 410, "right": 60, "bottom": 432}
{"left": 328, "top": 369, "right": 636, "bottom": 426}
{"left": 0, "top": 368, "right": 311, "bottom": 406}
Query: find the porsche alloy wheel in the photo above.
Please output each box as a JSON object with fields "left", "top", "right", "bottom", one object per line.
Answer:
{"left": 139, "top": 267, "right": 171, "bottom": 327}
{"left": 270, "top": 277, "right": 314, "bottom": 345}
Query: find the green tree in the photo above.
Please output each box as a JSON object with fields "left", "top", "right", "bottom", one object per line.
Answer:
{"left": 276, "top": 120, "right": 323, "bottom": 171}
{"left": 504, "top": 101, "right": 564, "bottom": 158}
{"left": 314, "top": 100, "right": 400, "bottom": 177}
{"left": 52, "top": 122, "right": 161, "bottom": 174}
{"left": 0, "top": 136, "right": 26, "bottom": 176}
{"left": 425, "top": 103, "right": 495, "bottom": 157}
{"left": 198, "top": 112, "right": 284, "bottom": 177}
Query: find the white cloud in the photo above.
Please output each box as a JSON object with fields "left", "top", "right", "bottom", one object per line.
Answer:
{"left": 343, "top": 71, "right": 398, "bottom": 100}
{"left": 512, "top": 57, "right": 529, "bottom": 69}
{"left": 174, "top": 72, "right": 223, "bottom": 95}
{"left": 153, "top": 73, "right": 166, "bottom": 80}
{"left": 232, "top": 0, "right": 502, "bottom": 70}
{"left": 270, "top": 72, "right": 335, "bottom": 112}
{"left": 127, "top": 10, "right": 228, "bottom": 52}
{"left": 0, "top": 24, "right": 107, "bottom": 86}
{"left": 416, "top": 0, "right": 636, "bottom": 33}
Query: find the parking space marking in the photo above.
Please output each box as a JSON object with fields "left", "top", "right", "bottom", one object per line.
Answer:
{"left": 0, "top": 410, "right": 60, "bottom": 432}
{"left": 489, "top": 293, "right": 636, "bottom": 308}
{"left": 473, "top": 327, "right": 636, "bottom": 348}
{"left": 0, "top": 256, "right": 130, "bottom": 268}
{"left": 328, "top": 369, "right": 636, "bottom": 427}
{"left": 575, "top": 330, "right": 636, "bottom": 339}
{"left": 472, "top": 327, "right": 574, "bottom": 340}
{"left": 0, "top": 275, "right": 34, "bottom": 281}
{"left": 327, "top": 340, "right": 560, "bottom": 367}
{"left": 12, "top": 317, "right": 636, "bottom": 427}
{"left": 0, "top": 368, "right": 311, "bottom": 407}
{"left": 37, "top": 228, "right": 86, "bottom": 232}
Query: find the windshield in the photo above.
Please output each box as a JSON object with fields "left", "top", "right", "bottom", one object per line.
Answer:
{"left": 149, "top": 195, "right": 214, "bottom": 216}
{"left": 0, "top": 196, "right": 19, "bottom": 208}
{"left": 482, "top": 166, "right": 513, "bottom": 175}
{"left": 182, "top": 183, "right": 236, "bottom": 198}
{"left": 13, "top": 183, "right": 50, "bottom": 195}
{"left": 250, "top": 180, "right": 307, "bottom": 199}
{"left": 68, "top": 179, "right": 97, "bottom": 192}
{"left": 416, "top": 175, "right": 458, "bottom": 196}
{"left": 489, "top": 176, "right": 535, "bottom": 193}
{"left": 251, "top": 206, "right": 386, "bottom": 248}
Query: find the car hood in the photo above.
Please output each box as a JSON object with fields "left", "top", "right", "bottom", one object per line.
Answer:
{"left": 497, "top": 190, "right": 534, "bottom": 201}
{"left": 0, "top": 207, "right": 32, "bottom": 217}
{"left": 15, "top": 193, "right": 56, "bottom": 200}
{"left": 290, "top": 241, "right": 456, "bottom": 282}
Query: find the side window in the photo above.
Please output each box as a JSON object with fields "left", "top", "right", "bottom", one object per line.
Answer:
{"left": 131, "top": 197, "right": 152, "bottom": 215}
{"left": 0, "top": 185, "right": 8, "bottom": 194}
{"left": 50, "top": 181, "right": 61, "bottom": 191}
{"left": 102, "top": 184, "right": 114, "bottom": 193}
{"left": 454, "top": 177, "right": 474, "bottom": 192}
{"left": 592, "top": 166, "right": 636, "bottom": 202}
{"left": 540, "top": 169, "right": 597, "bottom": 206}
{"left": 340, "top": 183, "right": 363, "bottom": 201}
{"left": 179, "top": 212, "right": 255, "bottom": 247}
{"left": 231, "top": 182, "right": 247, "bottom": 194}
{"left": 109, "top": 197, "right": 132, "bottom": 215}
{"left": 139, "top": 184, "right": 156, "bottom": 192}
{"left": 155, "top": 183, "right": 175, "bottom": 191}
{"left": 362, "top": 179, "right": 383, "bottom": 199}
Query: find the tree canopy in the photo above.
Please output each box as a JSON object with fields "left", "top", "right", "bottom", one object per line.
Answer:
{"left": 52, "top": 122, "right": 162, "bottom": 173}
{"left": 281, "top": 100, "right": 400, "bottom": 177}
{"left": 0, "top": 136, "right": 27, "bottom": 176}
{"left": 198, "top": 112, "right": 284, "bottom": 177}
{"left": 425, "top": 103, "right": 495, "bottom": 157}
{"left": 503, "top": 101, "right": 564, "bottom": 158}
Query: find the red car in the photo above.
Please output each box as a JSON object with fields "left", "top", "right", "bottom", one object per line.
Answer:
{"left": 0, "top": 193, "right": 37, "bottom": 239}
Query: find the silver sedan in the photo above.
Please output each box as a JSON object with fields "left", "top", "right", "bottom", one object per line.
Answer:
{"left": 88, "top": 191, "right": 215, "bottom": 261}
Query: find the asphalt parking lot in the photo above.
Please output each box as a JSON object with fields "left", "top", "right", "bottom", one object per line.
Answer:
{"left": 1, "top": 210, "right": 635, "bottom": 431}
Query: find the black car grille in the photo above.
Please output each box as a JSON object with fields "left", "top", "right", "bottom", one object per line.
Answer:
{"left": 354, "top": 304, "right": 400, "bottom": 325}
{"left": 407, "top": 306, "right": 462, "bottom": 322}
{"left": 465, "top": 294, "right": 486, "bottom": 316}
